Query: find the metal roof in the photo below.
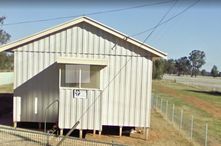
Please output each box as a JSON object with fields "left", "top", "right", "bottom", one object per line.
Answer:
{"left": 0, "top": 16, "right": 167, "bottom": 59}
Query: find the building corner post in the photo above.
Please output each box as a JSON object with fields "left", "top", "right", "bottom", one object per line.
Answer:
{"left": 13, "top": 122, "right": 17, "bottom": 128}
{"left": 144, "top": 127, "right": 149, "bottom": 140}
{"left": 60, "top": 129, "right": 63, "bottom": 136}
{"left": 93, "top": 130, "right": 96, "bottom": 135}
{"left": 98, "top": 130, "right": 102, "bottom": 136}
{"left": 79, "top": 129, "right": 83, "bottom": 138}
{"left": 119, "top": 126, "right": 122, "bottom": 137}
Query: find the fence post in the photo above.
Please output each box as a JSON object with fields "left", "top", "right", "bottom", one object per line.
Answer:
{"left": 157, "top": 97, "right": 160, "bottom": 109}
{"left": 160, "top": 99, "right": 163, "bottom": 112}
{"left": 155, "top": 97, "right": 157, "bottom": 109}
{"left": 205, "top": 123, "right": 208, "bottom": 146}
{"left": 190, "top": 115, "right": 194, "bottom": 140}
{"left": 166, "top": 100, "right": 168, "bottom": 119}
{"left": 180, "top": 109, "right": 183, "bottom": 130}
{"left": 151, "top": 96, "right": 155, "bottom": 109}
{"left": 172, "top": 104, "right": 175, "bottom": 122}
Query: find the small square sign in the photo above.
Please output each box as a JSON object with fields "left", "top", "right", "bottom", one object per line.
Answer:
{"left": 73, "top": 89, "right": 87, "bottom": 99}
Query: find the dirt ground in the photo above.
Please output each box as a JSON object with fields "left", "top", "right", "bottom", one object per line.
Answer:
{"left": 0, "top": 111, "right": 193, "bottom": 146}
{"left": 86, "top": 111, "right": 193, "bottom": 146}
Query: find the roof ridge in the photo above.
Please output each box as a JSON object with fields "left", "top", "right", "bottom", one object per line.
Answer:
{"left": 0, "top": 16, "right": 167, "bottom": 58}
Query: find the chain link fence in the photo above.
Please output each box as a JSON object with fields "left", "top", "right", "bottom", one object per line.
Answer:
{"left": 0, "top": 125, "right": 126, "bottom": 146}
{"left": 152, "top": 96, "right": 212, "bottom": 146}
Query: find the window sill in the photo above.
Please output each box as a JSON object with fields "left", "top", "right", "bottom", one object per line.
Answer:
{"left": 59, "top": 87, "right": 102, "bottom": 91}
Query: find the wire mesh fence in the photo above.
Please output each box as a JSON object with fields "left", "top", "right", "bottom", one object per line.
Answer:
{"left": 152, "top": 96, "right": 212, "bottom": 146}
{"left": 0, "top": 125, "right": 126, "bottom": 146}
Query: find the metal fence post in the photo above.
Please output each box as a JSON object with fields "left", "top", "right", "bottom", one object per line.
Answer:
{"left": 160, "top": 99, "right": 163, "bottom": 112}
{"left": 157, "top": 97, "right": 160, "bottom": 109}
{"left": 172, "top": 104, "right": 175, "bottom": 122}
{"left": 180, "top": 109, "right": 183, "bottom": 130}
{"left": 205, "top": 123, "right": 208, "bottom": 146}
{"left": 152, "top": 96, "right": 155, "bottom": 109}
{"left": 166, "top": 100, "right": 168, "bottom": 118}
{"left": 155, "top": 97, "right": 157, "bottom": 109}
{"left": 190, "top": 115, "right": 194, "bottom": 140}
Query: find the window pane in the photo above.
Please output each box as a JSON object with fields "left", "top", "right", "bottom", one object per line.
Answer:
{"left": 61, "top": 65, "right": 79, "bottom": 87}
{"left": 81, "top": 66, "right": 101, "bottom": 89}
{"left": 60, "top": 64, "right": 101, "bottom": 89}
{"left": 81, "top": 65, "right": 90, "bottom": 83}
{"left": 65, "top": 65, "right": 79, "bottom": 83}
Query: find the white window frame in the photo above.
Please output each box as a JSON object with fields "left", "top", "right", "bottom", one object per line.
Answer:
{"left": 59, "top": 64, "right": 102, "bottom": 90}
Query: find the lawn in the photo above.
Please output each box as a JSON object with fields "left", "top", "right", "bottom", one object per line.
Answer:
{"left": 153, "top": 77, "right": 221, "bottom": 146}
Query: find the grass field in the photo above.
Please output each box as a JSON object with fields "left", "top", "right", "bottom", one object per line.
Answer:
{"left": 153, "top": 75, "right": 221, "bottom": 146}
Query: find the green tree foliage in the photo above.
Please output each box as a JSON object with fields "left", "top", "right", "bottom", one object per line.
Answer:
{"left": 211, "top": 65, "right": 219, "bottom": 77}
{"left": 0, "top": 52, "right": 13, "bottom": 71}
{"left": 0, "top": 16, "right": 12, "bottom": 71}
{"left": 164, "top": 59, "right": 176, "bottom": 74}
{"left": 189, "top": 50, "right": 206, "bottom": 77}
{"left": 175, "top": 57, "right": 191, "bottom": 76}
{"left": 0, "top": 17, "right": 10, "bottom": 45}
{"left": 201, "top": 69, "right": 207, "bottom": 76}
{"left": 153, "top": 59, "right": 165, "bottom": 79}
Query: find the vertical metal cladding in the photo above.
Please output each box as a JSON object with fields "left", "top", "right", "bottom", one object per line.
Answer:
{"left": 59, "top": 89, "right": 102, "bottom": 130}
{"left": 13, "top": 22, "right": 152, "bottom": 130}
{"left": 14, "top": 37, "right": 59, "bottom": 123}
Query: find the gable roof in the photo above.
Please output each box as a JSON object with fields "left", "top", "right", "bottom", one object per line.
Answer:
{"left": 0, "top": 16, "right": 167, "bottom": 59}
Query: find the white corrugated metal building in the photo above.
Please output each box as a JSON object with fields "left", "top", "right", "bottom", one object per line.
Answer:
{"left": 0, "top": 17, "right": 167, "bottom": 136}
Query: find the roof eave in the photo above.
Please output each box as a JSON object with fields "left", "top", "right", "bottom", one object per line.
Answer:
{"left": 0, "top": 16, "right": 167, "bottom": 59}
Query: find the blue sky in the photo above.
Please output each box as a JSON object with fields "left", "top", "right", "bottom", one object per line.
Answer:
{"left": 0, "top": 0, "right": 221, "bottom": 71}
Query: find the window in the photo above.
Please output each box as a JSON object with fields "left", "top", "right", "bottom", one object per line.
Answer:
{"left": 61, "top": 64, "right": 101, "bottom": 89}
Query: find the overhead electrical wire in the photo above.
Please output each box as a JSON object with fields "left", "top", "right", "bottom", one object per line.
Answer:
{"left": 3, "top": 0, "right": 175, "bottom": 26}
{"left": 3, "top": 0, "right": 200, "bottom": 141}
{"left": 62, "top": 0, "right": 201, "bottom": 139}
{"left": 131, "top": 0, "right": 200, "bottom": 37}
{"left": 142, "top": 0, "right": 178, "bottom": 42}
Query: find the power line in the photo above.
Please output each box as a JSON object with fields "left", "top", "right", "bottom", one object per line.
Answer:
{"left": 53, "top": 1, "right": 201, "bottom": 143}
{"left": 74, "top": 0, "right": 200, "bottom": 125}
{"left": 143, "top": 0, "right": 178, "bottom": 42}
{"left": 65, "top": 0, "right": 187, "bottom": 137}
{"left": 3, "top": 0, "right": 175, "bottom": 26}
{"left": 131, "top": 0, "right": 200, "bottom": 37}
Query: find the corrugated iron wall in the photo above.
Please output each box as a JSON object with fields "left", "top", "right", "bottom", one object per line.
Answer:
{"left": 13, "top": 22, "right": 152, "bottom": 131}
{"left": 14, "top": 50, "right": 59, "bottom": 122}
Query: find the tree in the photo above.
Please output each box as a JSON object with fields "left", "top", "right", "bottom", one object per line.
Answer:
{"left": 0, "top": 16, "right": 12, "bottom": 71}
{"left": 201, "top": 69, "right": 207, "bottom": 76}
{"left": 175, "top": 57, "right": 191, "bottom": 76}
{"left": 164, "top": 59, "right": 177, "bottom": 74}
{"left": 153, "top": 59, "right": 165, "bottom": 79}
{"left": 211, "top": 65, "right": 219, "bottom": 77}
{"left": 0, "top": 17, "right": 10, "bottom": 44}
{"left": 189, "top": 50, "right": 206, "bottom": 77}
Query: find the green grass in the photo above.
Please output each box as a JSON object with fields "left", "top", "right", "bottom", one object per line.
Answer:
{"left": 153, "top": 79, "right": 221, "bottom": 145}
{"left": 159, "top": 80, "right": 221, "bottom": 108}
{"left": 0, "top": 84, "right": 13, "bottom": 93}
